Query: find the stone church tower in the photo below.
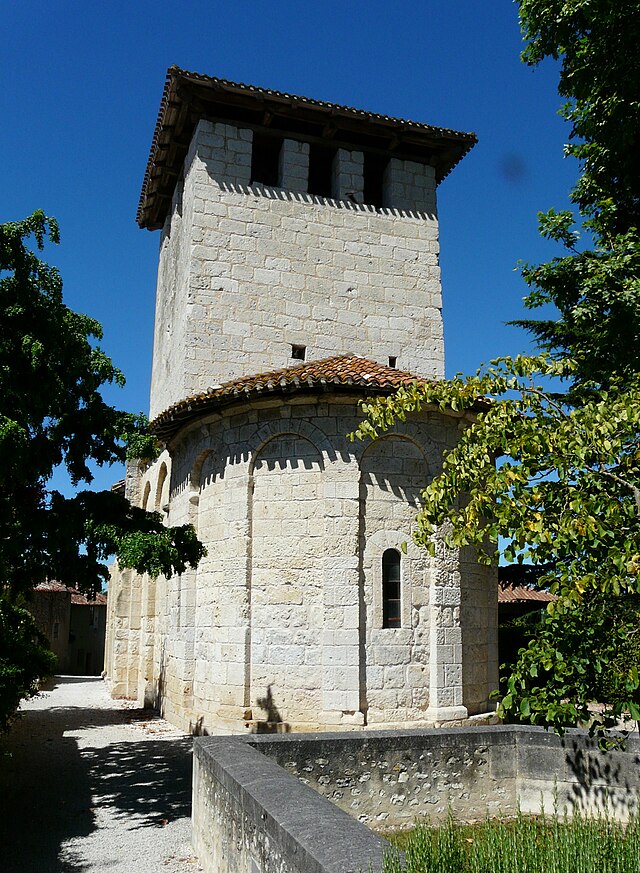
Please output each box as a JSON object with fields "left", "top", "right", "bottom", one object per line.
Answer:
{"left": 105, "top": 67, "right": 498, "bottom": 733}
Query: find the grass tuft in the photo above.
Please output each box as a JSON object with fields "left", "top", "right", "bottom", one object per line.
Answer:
{"left": 381, "top": 807, "right": 640, "bottom": 873}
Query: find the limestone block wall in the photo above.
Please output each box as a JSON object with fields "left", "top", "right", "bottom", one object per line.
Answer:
{"left": 460, "top": 545, "right": 499, "bottom": 715}
{"left": 149, "top": 120, "right": 444, "bottom": 419}
{"left": 332, "top": 148, "right": 365, "bottom": 202}
{"left": 105, "top": 565, "right": 139, "bottom": 699}
{"left": 278, "top": 139, "right": 309, "bottom": 193}
{"left": 250, "top": 433, "right": 326, "bottom": 724}
{"left": 105, "top": 395, "right": 498, "bottom": 734}
{"left": 360, "top": 435, "right": 431, "bottom": 726}
{"left": 383, "top": 159, "right": 436, "bottom": 214}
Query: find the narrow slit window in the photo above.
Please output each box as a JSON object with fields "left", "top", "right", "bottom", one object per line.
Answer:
{"left": 250, "top": 133, "right": 283, "bottom": 187}
{"left": 382, "top": 549, "right": 401, "bottom": 628}
{"left": 388, "top": 356, "right": 397, "bottom": 368}
{"left": 291, "top": 344, "right": 306, "bottom": 361}
{"left": 308, "top": 144, "right": 336, "bottom": 198}
{"left": 363, "top": 152, "right": 389, "bottom": 209}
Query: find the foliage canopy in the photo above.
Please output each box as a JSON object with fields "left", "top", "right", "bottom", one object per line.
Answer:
{"left": 356, "top": 0, "right": 640, "bottom": 735}
{"left": 0, "top": 212, "right": 205, "bottom": 726}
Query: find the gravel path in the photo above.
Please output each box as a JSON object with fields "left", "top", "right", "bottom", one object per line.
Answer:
{"left": 0, "top": 676, "right": 203, "bottom": 873}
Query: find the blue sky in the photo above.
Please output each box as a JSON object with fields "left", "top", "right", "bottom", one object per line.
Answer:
{"left": 2, "top": 0, "right": 576, "bottom": 493}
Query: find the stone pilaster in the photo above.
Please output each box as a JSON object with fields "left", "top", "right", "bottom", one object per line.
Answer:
{"left": 279, "top": 139, "right": 309, "bottom": 192}
{"left": 383, "top": 158, "right": 436, "bottom": 213}
{"left": 425, "top": 561, "right": 468, "bottom": 724}
{"left": 331, "top": 148, "right": 364, "bottom": 203}
{"left": 136, "top": 574, "right": 157, "bottom": 708}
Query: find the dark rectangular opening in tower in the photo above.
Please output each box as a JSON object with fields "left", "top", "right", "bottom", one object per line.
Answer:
{"left": 308, "top": 143, "right": 336, "bottom": 198}
{"left": 250, "top": 133, "right": 283, "bottom": 187}
{"left": 291, "top": 344, "right": 306, "bottom": 361}
{"left": 363, "top": 152, "right": 389, "bottom": 209}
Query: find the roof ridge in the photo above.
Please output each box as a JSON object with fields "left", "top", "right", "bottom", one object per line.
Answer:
{"left": 167, "top": 66, "right": 475, "bottom": 139}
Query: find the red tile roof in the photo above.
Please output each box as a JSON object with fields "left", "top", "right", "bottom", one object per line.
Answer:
{"left": 498, "top": 584, "right": 555, "bottom": 605}
{"left": 138, "top": 66, "right": 477, "bottom": 229}
{"left": 35, "top": 582, "right": 106, "bottom": 605}
{"left": 70, "top": 590, "right": 107, "bottom": 606}
{"left": 151, "top": 354, "right": 430, "bottom": 441}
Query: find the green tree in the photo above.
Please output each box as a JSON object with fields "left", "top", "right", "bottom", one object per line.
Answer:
{"left": 355, "top": 0, "right": 640, "bottom": 735}
{"left": 357, "top": 359, "right": 640, "bottom": 732}
{"left": 0, "top": 212, "right": 205, "bottom": 727}
{"left": 515, "top": 0, "right": 640, "bottom": 388}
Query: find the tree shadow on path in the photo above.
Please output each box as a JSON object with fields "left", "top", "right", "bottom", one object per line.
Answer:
{"left": 82, "top": 736, "right": 193, "bottom": 829}
{"left": 0, "top": 677, "right": 192, "bottom": 873}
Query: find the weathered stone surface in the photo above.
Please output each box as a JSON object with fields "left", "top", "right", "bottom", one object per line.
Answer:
{"left": 192, "top": 727, "right": 640, "bottom": 873}
{"left": 107, "top": 397, "right": 497, "bottom": 734}
{"left": 149, "top": 120, "right": 444, "bottom": 420}
{"left": 105, "top": 89, "right": 498, "bottom": 736}
{"left": 193, "top": 736, "right": 390, "bottom": 873}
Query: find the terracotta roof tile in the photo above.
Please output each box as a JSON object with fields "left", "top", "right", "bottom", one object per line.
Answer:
{"left": 35, "top": 582, "right": 106, "bottom": 605}
{"left": 70, "top": 590, "right": 107, "bottom": 606}
{"left": 151, "top": 354, "right": 428, "bottom": 442}
{"left": 138, "top": 66, "right": 476, "bottom": 229}
{"left": 498, "top": 583, "right": 556, "bottom": 604}
{"left": 111, "top": 478, "right": 126, "bottom": 497}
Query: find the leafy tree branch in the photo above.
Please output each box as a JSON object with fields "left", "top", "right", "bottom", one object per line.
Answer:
{"left": 0, "top": 211, "right": 205, "bottom": 726}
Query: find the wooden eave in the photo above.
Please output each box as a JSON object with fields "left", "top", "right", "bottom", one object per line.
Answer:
{"left": 138, "top": 67, "right": 477, "bottom": 230}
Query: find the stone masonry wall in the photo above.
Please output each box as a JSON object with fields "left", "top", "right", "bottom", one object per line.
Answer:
{"left": 105, "top": 395, "right": 498, "bottom": 735}
{"left": 193, "top": 736, "right": 389, "bottom": 873}
{"left": 249, "top": 726, "right": 640, "bottom": 826}
{"left": 254, "top": 728, "right": 518, "bottom": 829}
{"left": 149, "top": 120, "right": 443, "bottom": 419}
{"left": 192, "top": 727, "right": 640, "bottom": 873}
{"left": 360, "top": 435, "right": 431, "bottom": 727}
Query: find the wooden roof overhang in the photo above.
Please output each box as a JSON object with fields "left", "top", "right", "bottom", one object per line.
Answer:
{"left": 138, "top": 66, "right": 477, "bottom": 230}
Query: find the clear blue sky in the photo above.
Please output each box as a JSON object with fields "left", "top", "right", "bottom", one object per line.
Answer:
{"left": 2, "top": 0, "right": 575, "bottom": 493}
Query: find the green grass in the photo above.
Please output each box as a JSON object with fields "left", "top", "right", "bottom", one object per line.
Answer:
{"left": 379, "top": 809, "right": 640, "bottom": 873}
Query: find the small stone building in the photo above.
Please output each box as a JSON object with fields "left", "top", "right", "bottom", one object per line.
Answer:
{"left": 105, "top": 68, "right": 498, "bottom": 734}
{"left": 32, "top": 582, "right": 107, "bottom": 675}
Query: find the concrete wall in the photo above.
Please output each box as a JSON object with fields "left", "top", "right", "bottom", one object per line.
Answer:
{"left": 149, "top": 120, "right": 443, "bottom": 419}
{"left": 192, "top": 727, "right": 640, "bottom": 873}
{"left": 105, "top": 396, "right": 497, "bottom": 733}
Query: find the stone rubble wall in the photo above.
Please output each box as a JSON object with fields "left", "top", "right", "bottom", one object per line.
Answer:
{"left": 192, "top": 727, "right": 640, "bottom": 873}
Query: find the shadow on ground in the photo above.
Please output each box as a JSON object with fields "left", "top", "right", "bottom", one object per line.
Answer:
{"left": 0, "top": 677, "right": 192, "bottom": 873}
{"left": 83, "top": 736, "right": 193, "bottom": 828}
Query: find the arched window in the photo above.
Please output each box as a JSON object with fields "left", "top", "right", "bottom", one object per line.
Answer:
{"left": 141, "top": 481, "right": 151, "bottom": 511}
{"left": 382, "top": 549, "right": 401, "bottom": 628}
{"left": 155, "top": 462, "right": 168, "bottom": 512}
